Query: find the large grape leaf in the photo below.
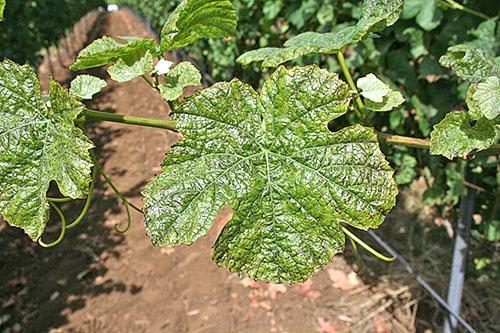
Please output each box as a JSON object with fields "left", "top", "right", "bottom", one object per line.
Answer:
{"left": 430, "top": 112, "right": 497, "bottom": 159}
{"left": 237, "top": 0, "right": 404, "bottom": 68}
{"left": 143, "top": 65, "right": 398, "bottom": 283}
{"left": 0, "top": 60, "right": 94, "bottom": 240}
{"left": 439, "top": 45, "right": 500, "bottom": 83}
{"left": 160, "top": 0, "right": 237, "bottom": 52}
{"left": 70, "top": 36, "right": 156, "bottom": 72}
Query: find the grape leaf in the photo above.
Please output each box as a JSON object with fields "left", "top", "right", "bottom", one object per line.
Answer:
{"left": 70, "top": 36, "right": 156, "bottom": 71}
{"left": 70, "top": 75, "right": 107, "bottom": 100}
{"left": 357, "top": 74, "right": 404, "bottom": 111}
{"left": 471, "top": 76, "right": 499, "bottom": 120}
{"left": 107, "top": 50, "right": 154, "bottom": 83}
{"left": 237, "top": 0, "right": 404, "bottom": 68}
{"left": 158, "top": 61, "right": 201, "bottom": 101}
{"left": 143, "top": 65, "right": 398, "bottom": 283}
{"left": 160, "top": 0, "right": 237, "bottom": 52}
{"left": 440, "top": 44, "right": 500, "bottom": 83}
{"left": 0, "top": 60, "right": 93, "bottom": 240}
{"left": 0, "top": 0, "right": 5, "bottom": 21}
{"left": 357, "top": 74, "right": 390, "bottom": 103}
{"left": 430, "top": 112, "right": 497, "bottom": 159}
{"left": 366, "top": 90, "right": 405, "bottom": 112}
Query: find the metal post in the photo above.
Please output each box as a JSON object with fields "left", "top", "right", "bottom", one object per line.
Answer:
{"left": 443, "top": 175, "right": 476, "bottom": 333}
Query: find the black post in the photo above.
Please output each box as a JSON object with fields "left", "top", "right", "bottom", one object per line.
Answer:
{"left": 443, "top": 174, "right": 476, "bottom": 333}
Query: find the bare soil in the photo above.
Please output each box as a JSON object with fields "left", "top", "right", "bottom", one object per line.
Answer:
{"left": 2, "top": 8, "right": 495, "bottom": 333}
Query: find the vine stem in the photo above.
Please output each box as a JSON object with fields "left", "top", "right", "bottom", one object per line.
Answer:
{"left": 341, "top": 226, "right": 395, "bottom": 262}
{"left": 440, "top": 0, "right": 491, "bottom": 20}
{"left": 83, "top": 108, "right": 177, "bottom": 132}
{"left": 336, "top": 52, "right": 366, "bottom": 121}
{"left": 377, "top": 132, "right": 500, "bottom": 155}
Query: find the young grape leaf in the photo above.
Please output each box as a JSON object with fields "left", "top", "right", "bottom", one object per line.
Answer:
{"left": 158, "top": 61, "right": 201, "bottom": 101}
{"left": 0, "top": 0, "right": 5, "bottom": 21}
{"left": 357, "top": 74, "right": 391, "bottom": 103}
{"left": 440, "top": 45, "right": 500, "bottom": 83}
{"left": 430, "top": 112, "right": 497, "bottom": 159}
{"left": 237, "top": 0, "right": 404, "bottom": 68}
{"left": 70, "top": 75, "right": 107, "bottom": 100}
{"left": 143, "top": 65, "right": 398, "bottom": 283}
{"left": 107, "top": 50, "right": 154, "bottom": 83}
{"left": 0, "top": 60, "right": 94, "bottom": 240}
{"left": 357, "top": 74, "right": 404, "bottom": 111}
{"left": 366, "top": 90, "right": 405, "bottom": 112}
{"left": 471, "top": 76, "right": 499, "bottom": 120}
{"left": 70, "top": 36, "right": 156, "bottom": 71}
{"left": 160, "top": 0, "right": 237, "bottom": 52}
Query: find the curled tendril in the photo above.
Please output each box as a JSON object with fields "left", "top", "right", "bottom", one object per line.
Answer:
{"left": 96, "top": 165, "right": 139, "bottom": 234}
{"left": 38, "top": 202, "right": 67, "bottom": 248}
{"left": 341, "top": 226, "right": 395, "bottom": 262}
{"left": 67, "top": 165, "right": 97, "bottom": 229}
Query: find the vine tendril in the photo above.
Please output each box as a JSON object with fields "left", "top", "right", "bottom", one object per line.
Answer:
{"left": 341, "top": 226, "right": 395, "bottom": 262}
{"left": 66, "top": 165, "right": 97, "bottom": 229}
{"left": 38, "top": 202, "right": 67, "bottom": 248}
{"left": 96, "top": 165, "right": 139, "bottom": 233}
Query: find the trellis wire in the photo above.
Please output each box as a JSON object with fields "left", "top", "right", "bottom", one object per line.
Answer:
{"left": 367, "top": 230, "right": 477, "bottom": 333}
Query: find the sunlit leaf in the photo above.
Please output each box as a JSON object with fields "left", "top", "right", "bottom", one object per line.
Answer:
{"left": 143, "top": 65, "right": 398, "bottom": 283}
{"left": 0, "top": 60, "right": 93, "bottom": 240}
{"left": 237, "top": 0, "right": 404, "bottom": 67}
{"left": 158, "top": 61, "right": 201, "bottom": 101}
{"left": 430, "top": 112, "right": 496, "bottom": 159}
{"left": 160, "top": 0, "right": 237, "bottom": 52}
{"left": 70, "top": 75, "right": 107, "bottom": 100}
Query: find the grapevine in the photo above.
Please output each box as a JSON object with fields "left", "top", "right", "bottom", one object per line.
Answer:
{"left": 0, "top": 0, "right": 499, "bottom": 289}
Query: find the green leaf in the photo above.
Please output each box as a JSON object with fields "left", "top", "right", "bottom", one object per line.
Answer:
{"left": 401, "top": 0, "right": 420, "bottom": 19}
{"left": 415, "top": 0, "right": 442, "bottom": 32}
{"left": 394, "top": 155, "right": 417, "bottom": 185}
{"left": 439, "top": 44, "right": 500, "bottom": 83}
{"left": 430, "top": 112, "right": 497, "bottom": 159}
{"left": 160, "top": 0, "right": 237, "bottom": 52}
{"left": 366, "top": 90, "right": 405, "bottom": 112}
{"left": 70, "top": 37, "right": 156, "bottom": 71}
{"left": 357, "top": 74, "right": 404, "bottom": 111}
{"left": 143, "top": 65, "right": 398, "bottom": 283}
{"left": 158, "top": 61, "right": 201, "bottom": 101}
{"left": 107, "top": 50, "right": 154, "bottom": 83}
{"left": 69, "top": 75, "right": 107, "bottom": 100}
{"left": 471, "top": 76, "right": 500, "bottom": 120}
{"left": 0, "top": 0, "right": 5, "bottom": 21}
{"left": 357, "top": 74, "right": 391, "bottom": 102}
{"left": 0, "top": 60, "right": 94, "bottom": 240}
{"left": 237, "top": 0, "right": 404, "bottom": 67}
{"left": 466, "top": 18, "right": 498, "bottom": 56}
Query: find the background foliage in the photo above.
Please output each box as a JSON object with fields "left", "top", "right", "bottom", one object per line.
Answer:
{"left": 0, "top": 0, "right": 105, "bottom": 65}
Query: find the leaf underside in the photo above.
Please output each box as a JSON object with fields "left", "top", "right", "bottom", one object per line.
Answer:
{"left": 160, "top": 0, "right": 237, "bottom": 52}
{"left": 237, "top": 0, "right": 404, "bottom": 68}
{"left": 0, "top": 60, "right": 93, "bottom": 240}
{"left": 143, "top": 65, "right": 398, "bottom": 283}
